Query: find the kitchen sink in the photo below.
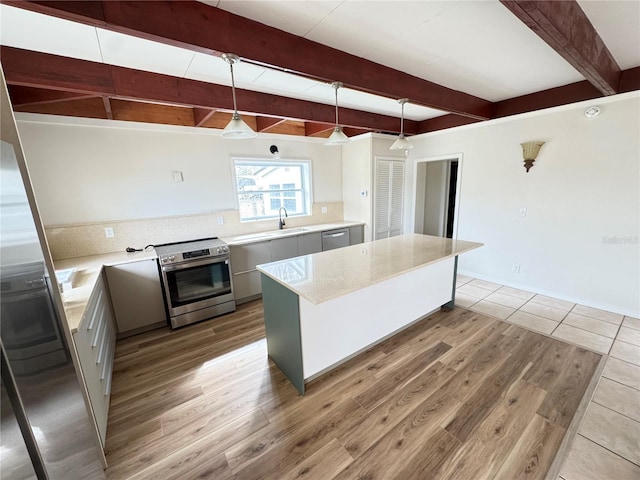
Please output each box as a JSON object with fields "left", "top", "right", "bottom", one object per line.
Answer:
{"left": 233, "top": 227, "right": 309, "bottom": 241}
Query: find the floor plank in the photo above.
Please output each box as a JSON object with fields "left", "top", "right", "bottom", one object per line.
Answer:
{"left": 104, "top": 302, "right": 601, "bottom": 479}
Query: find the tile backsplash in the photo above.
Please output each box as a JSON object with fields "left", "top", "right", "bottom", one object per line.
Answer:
{"left": 46, "top": 202, "right": 345, "bottom": 260}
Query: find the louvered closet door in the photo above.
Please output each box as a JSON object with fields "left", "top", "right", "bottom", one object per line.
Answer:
{"left": 374, "top": 158, "right": 405, "bottom": 240}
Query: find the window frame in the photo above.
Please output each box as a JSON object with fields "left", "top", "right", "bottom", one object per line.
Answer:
{"left": 231, "top": 157, "right": 313, "bottom": 223}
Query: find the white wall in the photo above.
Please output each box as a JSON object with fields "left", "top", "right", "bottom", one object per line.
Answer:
{"left": 408, "top": 94, "right": 640, "bottom": 316}
{"left": 16, "top": 116, "right": 342, "bottom": 225}
{"left": 342, "top": 135, "right": 373, "bottom": 241}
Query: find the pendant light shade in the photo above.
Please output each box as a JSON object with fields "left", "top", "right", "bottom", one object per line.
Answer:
{"left": 221, "top": 53, "right": 256, "bottom": 139}
{"left": 390, "top": 98, "right": 413, "bottom": 150}
{"left": 325, "top": 82, "right": 350, "bottom": 146}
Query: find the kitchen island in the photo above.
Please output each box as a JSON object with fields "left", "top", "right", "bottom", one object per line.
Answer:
{"left": 257, "top": 233, "right": 482, "bottom": 394}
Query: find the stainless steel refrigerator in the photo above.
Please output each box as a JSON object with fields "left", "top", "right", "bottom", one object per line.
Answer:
{"left": 1, "top": 71, "right": 105, "bottom": 478}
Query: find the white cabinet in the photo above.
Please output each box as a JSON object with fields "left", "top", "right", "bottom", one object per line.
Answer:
{"left": 298, "top": 232, "right": 322, "bottom": 255}
{"left": 105, "top": 259, "right": 166, "bottom": 338}
{"left": 72, "top": 272, "right": 115, "bottom": 447}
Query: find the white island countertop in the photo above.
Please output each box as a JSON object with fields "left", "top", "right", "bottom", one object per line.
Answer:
{"left": 257, "top": 234, "right": 482, "bottom": 305}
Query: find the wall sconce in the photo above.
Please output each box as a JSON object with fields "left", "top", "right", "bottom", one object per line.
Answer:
{"left": 269, "top": 145, "right": 280, "bottom": 159}
{"left": 520, "top": 141, "right": 545, "bottom": 172}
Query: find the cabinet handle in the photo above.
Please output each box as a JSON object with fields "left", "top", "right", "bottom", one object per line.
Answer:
{"left": 100, "top": 339, "right": 112, "bottom": 380}
{"left": 234, "top": 268, "right": 258, "bottom": 275}
{"left": 326, "top": 232, "right": 346, "bottom": 238}
{"left": 86, "top": 289, "right": 103, "bottom": 331}
{"left": 91, "top": 309, "right": 106, "bottom": 348}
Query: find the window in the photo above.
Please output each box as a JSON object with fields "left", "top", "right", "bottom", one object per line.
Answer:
{"left": 234, "top": 159, "right": 311, "bottom": 221}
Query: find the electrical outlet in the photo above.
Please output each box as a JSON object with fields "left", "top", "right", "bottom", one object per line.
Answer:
{"left": 217, "top": 216, "right": 224, "bottom": 225}
{"left": 321, "top": 207, "right": 328, "bottom": 214}
{"left": 104, "top": 227, "right": 114, "bottom": 238}
{"left": 519, "top": 207, "right": 527, "bottom": 217}
{"left": 512, "top": 264, "right": 521, "bottom": 273}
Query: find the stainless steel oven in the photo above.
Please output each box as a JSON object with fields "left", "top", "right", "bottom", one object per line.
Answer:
{"left": 0, "top": 262, "right": 67, "bottom": 374}
{"left": 155, "top": 238, "right": 235, "bottom": 329}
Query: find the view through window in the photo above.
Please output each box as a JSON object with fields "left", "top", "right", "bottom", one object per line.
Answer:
{"left": 234, "top": 159, "right": 311, "bottom": 221}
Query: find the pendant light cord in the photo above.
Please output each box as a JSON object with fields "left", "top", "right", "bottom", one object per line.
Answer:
{"left": 400, "top": 101, "right": 404, "bottom": 137}
{"left": 334, "top": 85, "right": 339, "bottom": 126}
{"left": 230, "top": 61, "right": 238, "bottom": 114}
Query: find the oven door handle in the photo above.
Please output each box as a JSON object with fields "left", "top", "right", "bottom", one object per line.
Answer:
{"left": 161, "top": 256, "right": 229, "bottom": 272}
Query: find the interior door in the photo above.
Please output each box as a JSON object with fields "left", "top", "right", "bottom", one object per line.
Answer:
{"left": 374, "top": 158, "right": 405, "bottom": 240}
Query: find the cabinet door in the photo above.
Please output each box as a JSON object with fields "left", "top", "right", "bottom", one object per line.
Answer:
{"left": 230, "top": 241, "right": 271, "bottom": 273}
{"left": 298, "top": 233, "right": 322, "bottom": 255}
{"left": 73, "top": 273, "right": 115, "bottom": 447}
{"left": 349, "top": 225, "right": 364, "bottom": 245}
{"left": 233, "top": 270, "right": 263, "bottom": 302}
{"left": 105, "top": 259, "right": 166, "bottom": 336}
{"left": 270, "top": 236, "right": 299, "bottom": 261}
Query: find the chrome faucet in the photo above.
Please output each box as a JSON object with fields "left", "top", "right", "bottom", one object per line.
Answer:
{"left": 278, "top": 207, "right": 288, "bottom": 230}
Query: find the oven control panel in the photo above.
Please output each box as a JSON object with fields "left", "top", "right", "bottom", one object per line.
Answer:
{"left": 159, "top": 245, "right": 229, "bottom": 264}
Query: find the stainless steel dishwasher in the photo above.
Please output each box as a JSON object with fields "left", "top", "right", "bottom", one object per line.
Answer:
{"left": 321, "top": 228, "right": 350, "bottom": 251}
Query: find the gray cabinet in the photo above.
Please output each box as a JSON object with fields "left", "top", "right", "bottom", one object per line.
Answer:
{"left": 230, "top": 241, "right": 271, "bottom": 273}
{"left": 230, "top": 241, "right": 272, "bottom": 304}
{"left": 298, "top": 232, "right": 322, "bottom": 255}
{"left": 231, "top": 237, "right": 298, "bottom": 303}
{"left": 72, "top": 272, "right": 115, "bottom": 447}
{"left": 230, "top": 225, "right": 365, "bottom": 303}
{"left": 105, "top": 259, "right": 167, "bottom": 338}
{"left": 271, "top": 236, "right": 299, "bottom": 261}
{"left": 349, "top": 224, "right": 364, "bottom": 245}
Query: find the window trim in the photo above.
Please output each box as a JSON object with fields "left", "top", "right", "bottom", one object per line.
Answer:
{"left": 231, "top": 157, "right": 313, "bottom": 223}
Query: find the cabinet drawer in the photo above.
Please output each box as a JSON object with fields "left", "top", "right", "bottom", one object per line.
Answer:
{"left": 73, "top": 272, "right": 115, "bottom": 447}
{"left": 233, "top": 270, "right": 263, "bottom": 301}
{"left": 230, "top": 241, "right": 271, "bottom": 273}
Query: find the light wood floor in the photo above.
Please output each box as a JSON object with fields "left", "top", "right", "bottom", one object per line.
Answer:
{"left": 105, "top": 301, "right": 602, "bottom": 480}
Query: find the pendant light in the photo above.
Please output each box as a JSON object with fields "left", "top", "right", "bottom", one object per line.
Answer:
{"left": 325, "top": 82, "right": 350, "bottom": 146}
{"left": 220, "top": 53, "right": 256, "bottom": 139}
{"left": 389, "top": 98, "right": 413, "bottom": 150}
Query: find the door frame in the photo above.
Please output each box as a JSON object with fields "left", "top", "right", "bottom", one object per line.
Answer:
{"left": 410, "top": 153, "right": 463, "bottom": 239}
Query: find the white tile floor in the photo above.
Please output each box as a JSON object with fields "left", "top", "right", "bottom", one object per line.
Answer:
{"left": 455, "top": 275, "right": 640, "bottom": 480}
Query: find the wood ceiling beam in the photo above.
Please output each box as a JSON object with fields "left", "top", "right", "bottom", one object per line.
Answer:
{"left": 7, "top": 85, "right": 98, "bottom": 106}
{"left": 1, "top": 46, "right": 414, "bottom": 133}
{"left": 500, "top": 0, "right": 621, "bottom": 96}
{"left": 193, "top": 107, "right": 215, "bottom": 127}
{"left": 342, "top": 126, "right": 373, "bottom": 137}
{"left": 418, "top": 115, "right": 483, "bottom": 134}
{"left": 7, "top": 0, "right": 492, "bottom": 120}
{"left": 619, "top": 66, "right": 640, "bottom": 94}
{"left": 305, "top": 123, "right": 335, "bottom": 137}
{"left": 256, "top": 116, "right": 286, "bottom": 132}
{"left": 102, "top": 96, "right": 113, "bottom": 120}
{"left": 492, "top": 80, "right": 602, "bottom": 119}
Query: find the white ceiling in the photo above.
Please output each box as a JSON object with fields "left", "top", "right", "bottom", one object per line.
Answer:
{"left": 1, "top": 1, "right": 638, "bottom": 122}
{"left": 212, "top": 0, "right": 639, "bottom": 100}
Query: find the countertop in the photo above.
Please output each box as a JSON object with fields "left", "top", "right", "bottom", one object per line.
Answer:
{"left": 54, "top": 250, "right": 157, "bottom": 333}
{"left": 257, "top": 234, "right": 483, "bottom": 305}
{"left": 221, "top": 221, "right": 364, "bottom": 246}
